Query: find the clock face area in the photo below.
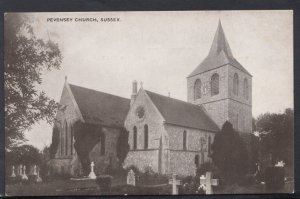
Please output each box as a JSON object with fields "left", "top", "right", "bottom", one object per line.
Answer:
{"left": 135, "top": 106, "right": 145, "bottom": 120}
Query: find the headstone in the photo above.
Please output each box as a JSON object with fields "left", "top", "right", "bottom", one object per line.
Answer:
{"left": 275, "top": 160, "right": 285, "bottom": 167}
{"left": 36, "top": 169, "right": 42, "bottom": 183}
{"left": 33, "top": 165, "right": 38, "bottom": 175}
{"left": 168, "top": 174, "right": 181, "bottom": 195}
{"left": 199, "top": 172, "right": 218, "bottom": 194}
{"left": 10, "top": 166, "right": 16, "bottom": 178}
{"left": 18, "top": 165, "right": 23, "bottom": 177}
{"left": 29, "top": 165, "right": 37, "bottom": 176}
{"left": 21, "top": 165, "right": 28, "bottom": 180}
{"left": 126, "top": 169, "right": 136, "bottom": 186}
{"left": 88, "top": 161, "right": 96, "bottom": 179}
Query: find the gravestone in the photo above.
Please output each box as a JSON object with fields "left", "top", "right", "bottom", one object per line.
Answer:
{"left": 33, "top": 165, "right": 38, "bottom": 175}
{"left": 36, "top": 169, "right": 42, "bottom": 183}
{"left": 275, "top": 160, "right": 285, "bottom": 167}
{"left": 199, "top": 172, "right": 218, "bottom": 194}
{"left": 18, "top": 165, "right": 23, "bottom": 177}
{"left": 21, "top": 165, "right": 28, "bottom": 181}
{"left": 88, "top": 161, "right": 96, "bottom": 179}
{"left": 168, "top": 174, "right": 181, "bottom": 195}
{"left": 126, "top": 169, "right": 136, "bottom": 186}
{"left": 10, "top": 166, "right": 16, "bottom": 178}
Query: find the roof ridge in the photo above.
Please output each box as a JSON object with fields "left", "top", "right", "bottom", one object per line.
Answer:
{"left": 145, "top": 90, "right": 204, "bottom": 109}
{"left": 144, "top": 90, "right": 219, "bottom": 132}
{"left": 69, "top": 83, "right": 130, "bottom": 101}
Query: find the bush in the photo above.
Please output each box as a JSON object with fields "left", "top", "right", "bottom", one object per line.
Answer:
{"left": 125, "top": 165, "right": 141, "bottom": 176}
{"left": 96, "top": 175, "right": 113, "bottom": 194}
{"left": 264, "top": 167, "right": 285, "bottom": 191}
{"left": 212, "top": 121, "right": 249, "bottom": 184}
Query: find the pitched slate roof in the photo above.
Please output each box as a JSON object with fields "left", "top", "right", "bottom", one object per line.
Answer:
{"left": 69, "top": 84, "right": 130, "bottom": 127}
{"left": 145, "top": 90, "right": 219, "bottom": 132}
{"left": 188, "top": 21, "right": 251, "bottom": 77}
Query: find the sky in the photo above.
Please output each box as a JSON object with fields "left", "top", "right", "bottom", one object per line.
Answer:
{"left": 15, "top": 10, "right": 293, "bottom": 150}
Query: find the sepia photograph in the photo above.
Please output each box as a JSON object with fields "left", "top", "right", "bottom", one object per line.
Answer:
{"left": 4, "top": 10, "right": 294, "bottom": 196}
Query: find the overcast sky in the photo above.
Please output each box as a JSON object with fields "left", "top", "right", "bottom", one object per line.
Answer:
{"left": 18, "top": 11, "right": 293, "bottom": 150}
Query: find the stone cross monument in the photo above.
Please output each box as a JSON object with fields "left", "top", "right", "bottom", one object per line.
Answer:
{"left": 88, "top": 161, "right": 96, "bottom": 179}
{"left": 168, "top": 174, "right": 181, "bottom": 195}
{"left": 199, "top": 172, "right": 218, "bottom": 194}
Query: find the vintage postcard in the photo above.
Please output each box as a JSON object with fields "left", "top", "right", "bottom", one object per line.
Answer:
{"left": 4, "top": 11, "right": 294, "bottom": 196}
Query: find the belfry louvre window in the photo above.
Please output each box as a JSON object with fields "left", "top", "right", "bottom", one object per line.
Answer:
{"left": 194, "top": 79, "right": 202, "bottom": 100}
{"left": 233, "top": 73, "right": 239, "bottom": 96}
{"left": 133, "top": 126, "right": 137, "bottom": 150}
{"left": 183, "top": 130, "right": 187, "bottom": 150}
{"left": 211, "top": 73, "right": 219, "bottom": 96}
{"left": 243, "top": 78, "right": 249, "bottom": 99}
{"left": 144, "top": 124, "right": 148, "bottom": 149}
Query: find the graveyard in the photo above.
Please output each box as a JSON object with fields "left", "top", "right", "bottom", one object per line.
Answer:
{"left": 5, "top": 160, "right": 294, "bottom": 196}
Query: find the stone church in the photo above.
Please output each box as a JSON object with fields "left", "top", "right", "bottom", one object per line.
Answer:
{"left": 48, "top": 21, "right": 252, "bottom": 177}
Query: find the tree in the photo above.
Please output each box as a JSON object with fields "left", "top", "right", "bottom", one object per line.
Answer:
{"left": 4, "top": 13, "right": 62, "bottom": 149}
{"left": 116, "top": 127, "right": 130, "bottom": 166}
{"left": 211, "top": 121, "right": 249, "bottom": 183}
{"left": 256, "top": 108, "right": 294, "bottom": 166}
{"left": 6, "top": 144, "right": 42, "bottom": 168}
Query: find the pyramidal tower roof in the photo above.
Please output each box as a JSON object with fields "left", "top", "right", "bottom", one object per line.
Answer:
{"left": 188, "top": 21, "right": 251, "bottom": 77}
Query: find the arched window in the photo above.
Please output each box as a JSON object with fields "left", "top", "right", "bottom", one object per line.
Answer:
{"left": 208, "top": 136, "right": 211, "bottom": 156}
{"left": 243, "top": 78, "right": 249, "bottom": 99}
{"left": 60, "top": 126, "right": 63, "bottom": 156}
{"left": 65, "top": 122, "right": 68, "bottom": 156}
{"left": 183, "top": 130, "right": 187, "bottom": 151}
{"left": 194, "top": 79, "right": 202, "bottom": 100}
{"left": 71, "top": 125, "right": 74, "bottom": 155}
{"left": 101, "top": 133, "right": 106, "bottom": 155}
{"left": 211, "top": 73, "right": 219, "bottom": 96}
{"left": 233, "top": 73, "right": 239, "bottom": 96}
{"left": 144, "top": 125, "right": 148, "bottom": 149}
{"left": 133, "top": 126, "right": 137, "bottom": 150}
{"left": 236, "top": 113, "right": 239, "bottom": 131}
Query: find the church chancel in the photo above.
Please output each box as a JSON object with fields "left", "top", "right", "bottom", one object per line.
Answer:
{"left": 48, "top": 21, "right": 252, "bottom": 177}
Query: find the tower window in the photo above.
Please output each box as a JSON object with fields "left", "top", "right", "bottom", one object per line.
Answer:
{"left": 211, "top": 73, "right": 219, "bottom": 96}
{"left": 194, "top": 79, "right": 202, "bottom": 99}
{"left": 243, "top": 78, "right": 249, "bottom": 99}
{"left": 233, "top": 73, "right": 239, "bottom": 96}
{"left": 183, "top": 130, "right": 187, "bottom": 150}
{"left": 133, "top": 126, "right": 137, "bottom": 150}
{"left": 144, "top": 124, "right": 148, "bottom": 149}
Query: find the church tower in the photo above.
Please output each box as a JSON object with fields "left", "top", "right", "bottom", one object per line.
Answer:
{"left": 187, "top": 21, "right": 252, "bottom": 133}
